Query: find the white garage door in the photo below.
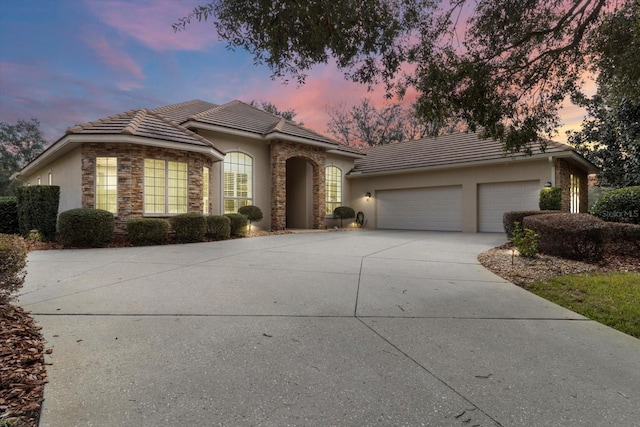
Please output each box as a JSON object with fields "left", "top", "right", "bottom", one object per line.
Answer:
{"left": 478, "top": 181, "right": 540, "bottom": 232}
{"left": 377, "top": 186, "right": 462, "bottom": 231}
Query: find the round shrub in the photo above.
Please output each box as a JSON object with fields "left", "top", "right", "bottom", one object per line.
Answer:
{"left": 224, "top": 213, "right": 248, "bottom": 237}
{"left": 58, "top": 208, "right": 114, "bottom": 248}
{"left": 238, "top": 205, "right": 263, "bottom": 224}
{"left": 503, "top": 210, "right": 561, "bottom": 238}
{"left": 333, "top": 206, "right": 356, "bottom": 227}
{"left": 539, "top": 187, "right": 562, "bottom": 210}
{"left": 127, "top": 218, "right": 170, "bottom": 246}
{"left": 590, "top": 186, "right": 640, "bottom": 224}
{"left": 206, "top": 215, "right": 231, "bottom": 240}
{"left": 523, "top": 213, "right": 607, "bottom": 262}
{"left": 0, "top": 234, "right": 28, "bottom": 304}
{"left": 170, "top": 213, "right": 206, "bottom": 243}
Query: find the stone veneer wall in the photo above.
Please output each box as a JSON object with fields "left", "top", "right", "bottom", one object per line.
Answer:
{"left": 555, "top": 158, "right": 588, "bottom": 213}
{"left": 81, "top": 143, "right": 213, "bottom": 233}
{"left": 270, "top": 140, "right": 326, "bottom": 230}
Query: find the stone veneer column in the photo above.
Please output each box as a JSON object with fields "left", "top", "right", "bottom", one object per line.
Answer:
{"left": 270, "top": 140, "right": 326, "bottom": 230}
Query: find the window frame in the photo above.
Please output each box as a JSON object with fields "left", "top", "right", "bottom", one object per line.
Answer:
{"left": 223, "top": 151, "right": 254, "bottom": 214}
{"left": 95, "top": 157, "right": 118, "bottom": 214}
{"left": 570, "top": 173, "right": 580, "bottom": 213}
{"left": 325, "top": 165, "right": 343, "bottom": 216}
{"left": 203, "top": 166, "right": 210, "bottom": 215}
{"left": 143, "top": 158, "right": 188, "bottom": 216}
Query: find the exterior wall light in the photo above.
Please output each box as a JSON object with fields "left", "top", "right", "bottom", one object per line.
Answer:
{"left": 544, "top": 181, "right": 552, "bottom": 188}
{"left": 365, "top": 192, "right": 371, "bottom": 201}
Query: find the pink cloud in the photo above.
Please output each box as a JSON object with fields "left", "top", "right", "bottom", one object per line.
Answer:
{"left": 85, "top": 35, "right": 145, "bottom": 88}
{"left": 85, "top": 0, "right": 218, "bottom": 52}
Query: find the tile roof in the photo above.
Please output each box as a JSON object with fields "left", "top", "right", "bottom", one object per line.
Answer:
{"left": 351, "top": 132, "right": 575, "bottom": 175}
{"left": 65, "top": 108, "right": 215, "bottom": 148}
{"left": 150, "top": 99, "right": 218, "bottom": 124}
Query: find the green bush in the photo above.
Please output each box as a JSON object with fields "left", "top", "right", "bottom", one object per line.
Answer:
{"left": 127, "top": 218, "right": 170, "bottom": 246}
{"left": 333, "top": 206, "right": 356, "bottom": 227}
{"left": 590, "top": 186, "right": 640, "bottom": 224}
{"left": 170, "top": 213, "right": 206, "bottom": 243}
{"left": 539, "top": 187, "right": 562, "bottom": 210}
{"left": 0, "top": 234, "right": 28, "bottom": 304}
{"left": 0, "top": 197, "right": 19, "bottom": 235}
{"left": 503, "top": 210, "right": 561, "bottom": 238}
{"left": 523, "top": 213, "right": 607, "bottom": 262}
{"left": 58, "top": 208, "right": 114, "bottom": 248}
{"left": 606, "top": 222, "right": 640, "bottom": 256}
{"left": 206, "top": 215, "right": 231, "bottom": 240}
{"left": 511, "top": 221, "right": 539, "bottom": 258}
{"left": 238, "top": 205, "right": 263, "bottom": 223}
{"left": 225, "top": 213, "right": 248, "bottom": 237}
{"left": 14, "top": 186, "right": 60, "bottom": 241}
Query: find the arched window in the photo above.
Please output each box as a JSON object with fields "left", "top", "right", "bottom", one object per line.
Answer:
{"left": 224, "top": 152, "right": 253, "bottom": 213}
{"left": 325, "top": 166, "right": 342, "bottom": 215}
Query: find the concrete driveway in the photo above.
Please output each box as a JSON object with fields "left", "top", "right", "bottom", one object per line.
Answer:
{"left": 18, "top": 230, "right": 640, "bottom": 426}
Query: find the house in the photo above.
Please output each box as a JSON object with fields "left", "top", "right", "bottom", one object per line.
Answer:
{"left": 16, "top": 99, "right": 597, "bottom": 234}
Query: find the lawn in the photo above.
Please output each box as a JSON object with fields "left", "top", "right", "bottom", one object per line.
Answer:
{"left": 529, "top": 272, "right": 640, "bottom": 338}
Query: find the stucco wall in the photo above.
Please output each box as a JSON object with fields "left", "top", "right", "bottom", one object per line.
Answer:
{"left": 348, "top": 159, "right": 553, "bottom": 232}
{"left": 23, "top": 146, "right": 82, "bottom": 215}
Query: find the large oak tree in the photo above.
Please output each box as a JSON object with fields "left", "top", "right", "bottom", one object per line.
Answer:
{"left": 174, "top": 0, "right": 634, "bottom": 153}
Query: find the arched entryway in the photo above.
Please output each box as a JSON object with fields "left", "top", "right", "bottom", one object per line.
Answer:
{"left": 286, "top": 157, "right": 314, "bottom": 229}
{"left": 270, "top": 140, "right": 326, "bottom": 230}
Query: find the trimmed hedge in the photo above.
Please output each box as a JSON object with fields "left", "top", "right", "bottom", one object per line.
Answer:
{"left": 127, "top": 218, "right": 170, "bottom": 246}
{"left": 333, "top": 206, "right": 356, "bottom": 227}
{"left": 0, "top": 197, "right": 19, "bottom": 235}
{"left": 206, "top": 215, "right": 231, "bottom": 240}
{"left": 539, "top": 187, "right": 562, "bottom": 210}
{"left": 523, "top": 213, "right": 607, "bottom": 262}
{"left": 0, "top": 234, "right": 28, "bottom": 304}
{"left": 606, "top": 222, "right": 640, "bottom": 255}
{"left": 170, "top": 213, "right": 206, "bottom": 243}
{"left": 590, "top": 186, "right": 640, "bottom": 224}
{"left": 58, "top": 208, "right": 115, "bottom": 248}
{"left": 225, "top": 213, "right": 248, "bottom": 237}
{"left": 15, "top": 186, "right": 60, "bottom": 241}
{"left": 238, "top": 205, "right": 263, "bottom": 224}
{"left": 503, "top": 210, "right": 561, "bottom": 238}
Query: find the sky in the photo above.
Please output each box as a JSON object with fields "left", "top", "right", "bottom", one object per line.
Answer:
{"left": 0, "top": 0, "right": 588, "bottom": 145}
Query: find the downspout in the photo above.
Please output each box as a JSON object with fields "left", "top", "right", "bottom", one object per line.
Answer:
{"left": 549, "top": 156, "right": 556, "bottom": 186}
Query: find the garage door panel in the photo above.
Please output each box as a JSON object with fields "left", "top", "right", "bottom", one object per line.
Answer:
{"left": 377, "top": 186, "right": 462, "bottom": 231}
{"left": 478, "top": 181, "right": 540, "bottom": 232}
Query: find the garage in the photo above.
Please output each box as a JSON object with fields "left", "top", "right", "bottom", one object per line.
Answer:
{"left": 478, "top": 181, "right": 540, "bottom": 232}
{"left": 376, "top": 186, "right": 462, "bottom": 231}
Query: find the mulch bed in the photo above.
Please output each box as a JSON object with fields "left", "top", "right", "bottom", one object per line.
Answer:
{"left": 0, "top": 304, "right": 47, "bottom": 427}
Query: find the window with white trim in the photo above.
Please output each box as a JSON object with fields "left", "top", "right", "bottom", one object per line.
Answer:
{"left": 203, "top": 166, "right": 210, "bottom": 214}
{"left": 570, "top": 174, "right": 580, "bottom": 213}
{"left": 325, "top": 166, "right": 342, "bottom": 215}
{"left": 96, "top": 157, "right": 118, "bottom": 214}
{"left": 144, "top": 159, "right": 188, "bottom": 214}
{"left": 223, "top": 152, "right": 253, "bottom": 213}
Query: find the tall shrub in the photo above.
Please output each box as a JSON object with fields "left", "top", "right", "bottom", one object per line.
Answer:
{"left": 590, "top": 186, "right": 640, "bottom": 224}
{"left": 238, "top": 205, "right": 263, "bottom": 233}
{"left": 539, "top": 187, "right": 562, "bottom": 210}
{"left": 0, "top": 234, "right": 28, "bottom": 304}
{"left": 0, "top": 197, "right": 19, "bottom": 234}
{"left": 15, "top": 186, "right": 60, "bottom": 241}
{"left": 503, "top": 210, "right": 561, "bottom": 238}
{"left": 58, "top": 208, "right": 114, "bottom": 247}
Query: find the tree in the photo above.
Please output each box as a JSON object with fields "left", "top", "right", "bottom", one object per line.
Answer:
{"left": 249, "top": 100, "right": 301, "bottom": 124}
{"left": 0, "top": 119, "right": 47, "bottom": 196}
{"left": 174, "top": 0, "right": 623, "bottom": 153}
{"left": 326, "top": 98, "right": 447, "bottom": 147}
{"left": 568, "top": 96, "right": 640, "bottom": 188}
{"left": 567, "top": 2, "right": 640, "bottom": 189}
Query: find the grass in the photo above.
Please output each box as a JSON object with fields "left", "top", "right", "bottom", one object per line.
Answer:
{"left": 529, "top": 272, "right": 640, "bottom": 338}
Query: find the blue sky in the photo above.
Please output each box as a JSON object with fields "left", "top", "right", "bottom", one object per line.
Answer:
{"left": 0, "top": 0, "right": 586, "bottom": 144}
